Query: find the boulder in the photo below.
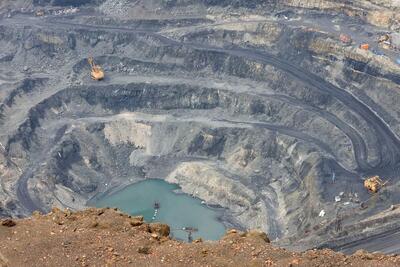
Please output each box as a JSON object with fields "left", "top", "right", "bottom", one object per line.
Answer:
{"left": 245, "top": 230, "right": 270, "bottom": 243}
{"left": 1, "top": 219, "right": 16, "bottom": 227}
{"left": 137, "top": 246, "right": 151, "bottom": 254}
{"left": 148, "top": 223, "right": 170, "bottom": 237}
{"left": 129, "top": 216, "right": 144, "bottom": 227}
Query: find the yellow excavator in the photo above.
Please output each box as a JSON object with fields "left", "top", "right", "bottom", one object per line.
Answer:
{"left": 88, "top": 57, "right": 104, "bottom": 81}
{"left": 364, "top": 175, "right": 387, "bottom": 193}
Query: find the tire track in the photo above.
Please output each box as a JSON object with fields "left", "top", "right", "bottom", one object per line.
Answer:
{"left": 32, "top": 17, "right": 400, "bottom": 170}
{"left": 268, "top": 94, "right": 371, "bottom": 171}
{"left": 220, "top": 118, "right": 335, "bottom": 156}
{"left": 15, "top": 124, "right": 67, "bottom": 214}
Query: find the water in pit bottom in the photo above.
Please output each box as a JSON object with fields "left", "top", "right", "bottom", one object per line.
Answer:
{"left": 93, "top": 179, "right": 226, "bottom": 241}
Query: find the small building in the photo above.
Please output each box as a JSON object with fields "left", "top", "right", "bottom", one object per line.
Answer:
{"left": 360, "top": 43, "right": 370, "bottom": 50}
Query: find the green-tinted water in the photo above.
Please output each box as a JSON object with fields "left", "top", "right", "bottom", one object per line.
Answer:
{"left": 93, "top": 179, "right": 226, "bottom": 241}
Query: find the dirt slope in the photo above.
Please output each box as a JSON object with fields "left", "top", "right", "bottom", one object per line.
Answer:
{"left": 0, "top": 208, "right": 399, "bottom": 267}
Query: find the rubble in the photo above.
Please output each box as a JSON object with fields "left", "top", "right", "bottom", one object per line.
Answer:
{"left": 0, "top": 208, "right": 397, "bottom": 266}
{"left": 53, "top": 7, "right": 79, "bottom": 16}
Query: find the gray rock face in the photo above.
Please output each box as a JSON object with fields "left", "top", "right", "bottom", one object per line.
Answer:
{"left": 0, "top": 0, "right": 400, "bottom": 253}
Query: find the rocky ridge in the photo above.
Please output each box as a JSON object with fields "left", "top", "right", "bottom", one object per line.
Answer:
{"left": 0, "top": 208, "right": 400, "bottom": 266}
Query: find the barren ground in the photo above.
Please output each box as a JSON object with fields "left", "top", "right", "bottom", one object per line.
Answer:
{"left": 0, "top": 0, "right": 400, "bottom": 255}
{"left": 1, "top": 208, "right": 400, "bottom": 267}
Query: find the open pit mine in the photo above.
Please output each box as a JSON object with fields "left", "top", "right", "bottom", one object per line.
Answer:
{"left": 1, "top": 0, "right": 400, "bottom": 262}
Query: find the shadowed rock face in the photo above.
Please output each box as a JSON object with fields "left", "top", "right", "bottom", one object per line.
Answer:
{"left": 0, "top": 0, "right": 400, "bottom": 252}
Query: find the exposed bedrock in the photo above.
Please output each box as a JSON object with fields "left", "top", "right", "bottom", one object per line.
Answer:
{"left": 2, "top": 81, "right": 394, "bottom": 241}
{"left": 0, "top": 1, "right": 400, "bottom": 250}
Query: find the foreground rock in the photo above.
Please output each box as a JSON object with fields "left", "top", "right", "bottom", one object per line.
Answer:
{"left": 0, "top": 208, "right": 398, "bottom": 267}
{"left": 0, "top": 219, "right": 15, "bottom": 227}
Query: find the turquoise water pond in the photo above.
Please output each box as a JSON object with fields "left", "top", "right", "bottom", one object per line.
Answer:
{"left": 93, "top": 179, "right": 226, "bottom": 241}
